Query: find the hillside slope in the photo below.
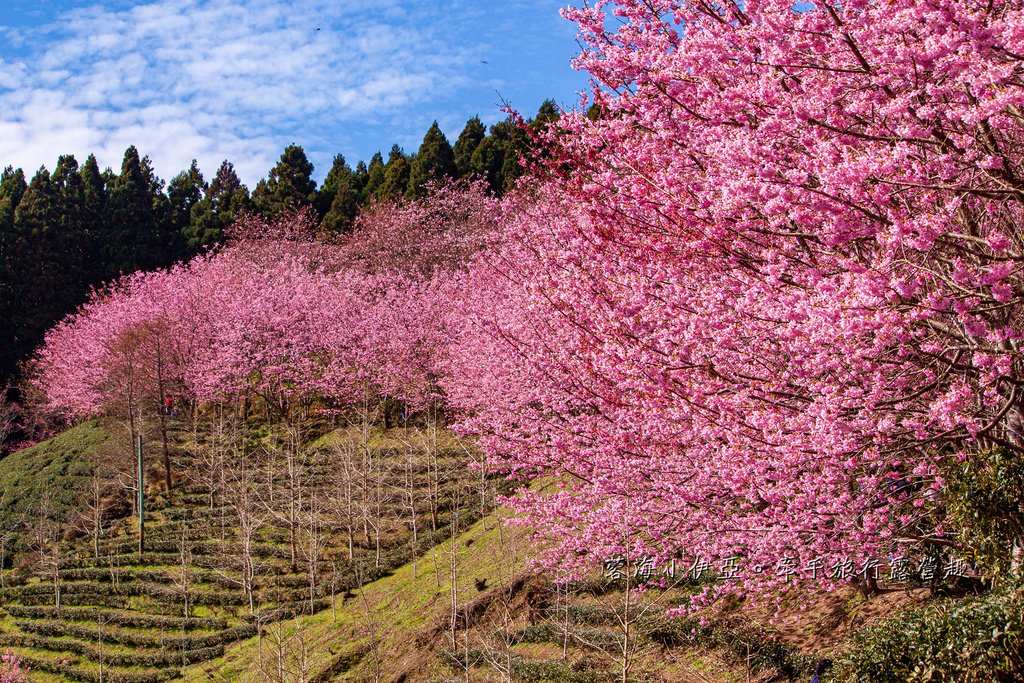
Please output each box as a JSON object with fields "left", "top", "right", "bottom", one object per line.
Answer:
{"left": 4, "top": 422, "right": 1001, "bottom": 683}
{"left": 182, "top": 503, "right": 859, "bottom": 683}
{"left": 0, "top": 418, "right": 486, "bottom": 683}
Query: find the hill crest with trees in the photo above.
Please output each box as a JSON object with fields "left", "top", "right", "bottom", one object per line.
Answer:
{"left": 0, "top": 103, "right": 558, "bottom": 403}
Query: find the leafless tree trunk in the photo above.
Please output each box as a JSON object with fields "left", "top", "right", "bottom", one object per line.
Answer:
{"left": 93, "top": 612, "right": 117, "bottom": 683}
{"left": 328, "top": 439, "right": 360, "bottom": 561}
{"left": 556, "top": 581, "right": 570, "bottom": 660}
{"left": 551, "top": 536, "right": 682, "bottom": 683}
{"left": 398, "top": 432, "right": 422, "bottom": 578}
{"left": 444, "top": 482, "right": 472, "bottom": 682}
{"left": 300, "top": 493, "right": 329, "bottom": 613}
{"left": 34, "top": 491, "right": 63, "bottom": 609}
{"left": 355, "top": 568, "right": 384, "bottom": 683}
{"left": 282, "top": 417, "right": 308, "bottom": 573}
{"left": 72, "top": 462, "right": 113, "bottom": 561}
{"left": 475, "top": 588, "right": 522, "bottom": 683}
{"left": 263, "top": 398, "right": 312, "bottom": 574}
{"left": 192, "top": 402, "right": 236, "bottom": 542}
{"left": 153, "top": 333, "right": 174, "bottom": 492}
{"left": 366, "top": 448, "right": 393, "bottom": 569}
{"left": 176, "top": 528, "right": 194, "bottom": 620}
{"left": 472, "top": 521, "right": 526, "bottom": 683}
{"left": 257, "top": 618, "right": 314, "bottom": 683}
{"left": 218, "top": 452, "right": 267, "bottom": 616}
{"left": 427, "top": 401, "right": 441, "bottom": 534}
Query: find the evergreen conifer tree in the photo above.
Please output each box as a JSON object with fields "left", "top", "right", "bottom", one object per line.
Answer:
{"left": 186, "top": 160, "right": 250, "bottom": 250}
{"left": 101, "top": 147, "right": 176, "bottom": 274}
{"left": 51, "top": 155, "right": 88, "bottom": 291}
{"left": 407, "top": 121, "right": 457, "bottom": 198}
{"left": 140, "top": 154, "right": 177, "bottom": 263}
{"left": 0, "top": 167, "right": 27, "bottom": 383}
{"left": 470, "top": 130, "right": 507, "bottom": 194}
{"left": 10, "top": 168, "right": 63, "bottom": 361}
{"left": 453, "top": 116, "right": 486, "bottom": 177}
{"left": 168, "top": 160, "right": 207, "bottom": 243}
{"left": 315, "top": 154, "right": 353, "bottom": 217}
{"left": 362, "top": 152, "right": 386, "bottom": 202}
{"left": 533, "top": 99, "right": 560, "bottom": 128}
{"left": 79, "top": 155, "right": 107, "bottom": 282}
{"left": 251, "top": 144, "right": 316, "bottom": 217}
{"left": 354, "top": 160, "right": 369, "bottom": 197}
{"left": 0, "top": 167, "right": 27, "bottom": 225}
{"left": 317, "top": 154, "right": 359, "bottom": 233}
{"left": 321, "top": 173, "right": 359, "bottom": 233}
{"left": 104, "top": 146, "right": 155, "bottom": 275}
{"left": 375, "top": 145, "right": 410, "bottom": 202}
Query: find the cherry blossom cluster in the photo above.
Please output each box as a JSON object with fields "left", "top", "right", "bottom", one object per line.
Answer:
{"left": 0, "top": 652, "right": 27, "bottom": 683}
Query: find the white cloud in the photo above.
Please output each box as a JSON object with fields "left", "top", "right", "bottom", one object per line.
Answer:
{"left": 0, "top": 0, "right": 478, "bottom": 185}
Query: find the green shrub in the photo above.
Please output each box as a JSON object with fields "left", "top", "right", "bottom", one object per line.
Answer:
{"left": 543, "top": 604, "right": 623, "bottom": 627}
{"left": 15, "top": 652, "right": 177, "bottom": 683}
{"left": 65, "top": 552, "right": 179, "bottom": 569}
{"left": 8, "top": 580, "right": 245, "bottom": 605}
{"left": 836, "top": 587, "right": 1024, "bottom": 682}
{"left": 11, "top": 592, "right": 129, "bottom": 608}
{"left": 0, "top": 633, "right": 224, "bottom": 668}
{"left": 510, "top": 624, "right": 562, "bottom": 643}
{"left": 943, "top": 448, "right": 1024, "bottom": 582}
{"left": 510, "top": 657, "right": 609, "bottom": 683}
{"left": 15, "top": 619, "right": 256, "bottom": 650}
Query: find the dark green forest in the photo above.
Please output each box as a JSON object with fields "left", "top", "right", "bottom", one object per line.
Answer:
{"left": 0, "top": 104, "right": 558, "bottom": 390}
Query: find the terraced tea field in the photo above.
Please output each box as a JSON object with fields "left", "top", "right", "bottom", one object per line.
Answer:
{"left": 0, "top": 419, "right": 485, "bottom": 682}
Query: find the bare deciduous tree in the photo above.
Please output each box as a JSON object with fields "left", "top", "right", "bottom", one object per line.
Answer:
{"left": 33, "top": 491, "right": 65, "bottom": 609}
{"left": 217, "top": 452, "right": 268, "bottom": 615}
{"left": 256, "top": 618, "right": 315, "bottom": 683}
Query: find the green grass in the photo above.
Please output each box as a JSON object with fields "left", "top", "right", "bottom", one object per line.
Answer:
{"left": 182, "top": 510, "right": 530, "bottom": 682}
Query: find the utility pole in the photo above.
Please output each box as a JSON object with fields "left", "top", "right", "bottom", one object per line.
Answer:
{"left": 137, "top": 435, "right": 144, "bottom": 556}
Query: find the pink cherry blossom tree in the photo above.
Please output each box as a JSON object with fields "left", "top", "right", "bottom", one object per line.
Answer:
{"left": 446, "top": 0, "right": 1024, "bottom": 603}
{"left": 32, "top": 182, "right": 496, "bottom": 433}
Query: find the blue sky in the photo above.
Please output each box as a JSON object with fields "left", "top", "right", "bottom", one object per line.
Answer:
{"left": 0, "top": 0, "right": 589, "bottom": 186}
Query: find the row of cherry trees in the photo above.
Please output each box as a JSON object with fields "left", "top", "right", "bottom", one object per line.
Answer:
{"left": 32, "top": 0, "right": 1024, "bottom": 607}
{"left": 53, "top": 190, "right": 486, "bottom": 405}
{"left": 34, "top": 182, "right": 492, "bottom": 487}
